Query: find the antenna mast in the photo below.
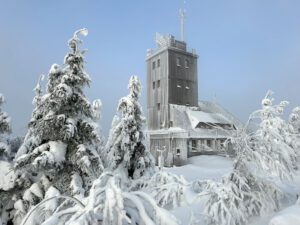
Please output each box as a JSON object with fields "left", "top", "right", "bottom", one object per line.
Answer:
{"left": 179, "top": 1, "right": 186, "bottom": 42}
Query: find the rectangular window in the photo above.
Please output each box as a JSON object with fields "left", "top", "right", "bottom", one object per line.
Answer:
{"left": 192, "top": 140, "right": 197, "bottom": 152}
{"left": 220, "top": 140, "right": 226, "bottom": 148}
{"left": 157, "top": 103, "right": 160, "bottom": 110}
{"left": 152, "top": 61, "right": 156, "bottom": 69}
{"left": 176, "top": 80, "right": 181, "bottom": 88}
{"left": 176, "top": 57, "right": 181, "bottom": 66}
{"left": 152, "top": 81, "right": 155, "bottom": 89}
{"left": 185, "top": 81, "right": 190, "bottom": 90}
{"left": 157, "top": 80, "right": 160, "bottom": 88}
{"left": 157, "top": 59, "right": 160, "bottom": 67}
{"left": 185, "top": 59, "right": 189, "bottom": 68}
{"left": 169, "top": 121, "right": 173, "bottom": 127}
{"left": 207, "top": 140, "right": 212, "bottom": 147}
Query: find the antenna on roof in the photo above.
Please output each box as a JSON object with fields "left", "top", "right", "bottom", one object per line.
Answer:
{"left": 179, "top": 1, "right": 186, "bottom": 42}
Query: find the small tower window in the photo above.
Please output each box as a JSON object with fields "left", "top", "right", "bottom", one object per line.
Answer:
{"left": 169, "top": 121, "right": 173, "bottom": 127}
{"left": 157, "top": 80, "right": 160, "bottom": 88}
{"left": 152, "top": 61, "right": 156, "bottom": 69}
{"left": 185, "top": 59, "right": 189, "bottom": 68}
{"left": 157, "top": 103, "right": 161, "bottom": 110}
{"left": 157, "top": 59, "right": 160, "bottom": 67}
{"left": 152, "top": 81, "right": 155, "bottom": 89}
{"left": 177, "top": 57, "right": 181, "bottom": 66}
{"left": 177, "top": 80, "right": 181, "bottom": 88}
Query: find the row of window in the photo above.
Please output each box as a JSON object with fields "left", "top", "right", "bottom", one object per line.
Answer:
{"left": 176, "top": 82, "right": 190, "bottom": 89}
{"left": 153, "top": 80, "right": 191, "bottom": 90}
{"left": 191, "top": 139, "right": 226, "bottom": 151}
{"left": 177, "top": 57, "right": 190, "bottom": 68}
{"left": 152, "top": 57, "right": 190, "bottom": 69}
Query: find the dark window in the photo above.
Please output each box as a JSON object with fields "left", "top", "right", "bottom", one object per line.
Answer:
{"left": 152, "top": 61, "right": 156, "bottom": 69}
{"left": 192, "top": 140, "right": 197, "bottom": 151}
{"left": 185, "top": 82, "right": 190, "bottom": 90}
{"left": 220, "top": 140, "right": 226, "bottom": 148}
{"left": 157, "top": 59, "right": 160, "bottom": 67}
{"left": 185, "top": 59, "right": 189, "bottom": 68}
{"left": 152, "top": 81, "right": 155, "bottom": 89}
{"left": 177, "top": 57, "right": 181, "bottom": 66}
{"left": 157, "top": 103, "right": 160, "bottom": 110}
{"left": 207, "top": 140, "right": 212, "bottom": 147}
{"left": 169, "top": 121, "right": 173, "bottom": 127}
{"left": 177, "top": 80, "right": 182, "bottom": 88}
{"left": 176, "top": 149, "right": 181, "bottom": 155}
{"left": 157, "top": 80, "right": 160, "bottom": 88}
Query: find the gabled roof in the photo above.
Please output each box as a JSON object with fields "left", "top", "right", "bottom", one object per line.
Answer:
{"left": 197, "top": 101, "right": 243, "bottom": 128}
{"left": 187, "top": 110, "right": 231, "bottom": 128}
{"left": 148, "top": 101, "right": 242, "bottom": 139}
{"left": 165, "top": 101, "right": 243, "bottom": 138}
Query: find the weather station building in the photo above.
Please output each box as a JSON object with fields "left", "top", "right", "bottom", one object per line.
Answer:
{"left": 146, "top": 9, "right": 242, "bottom": 167}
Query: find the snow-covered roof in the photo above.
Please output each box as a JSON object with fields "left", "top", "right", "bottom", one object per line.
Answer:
{"left": 187, "top": 110, "right": 230, "bottom": 128}
{"left": 147, "top": 101, "right": 242, "bottom": 139}
{"left": 198, "top": 101, "right": 243, "bottom": 128}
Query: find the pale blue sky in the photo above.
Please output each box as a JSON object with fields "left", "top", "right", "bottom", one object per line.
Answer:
{"left": 0, "top": 0, "right": 300, "bottom": 137}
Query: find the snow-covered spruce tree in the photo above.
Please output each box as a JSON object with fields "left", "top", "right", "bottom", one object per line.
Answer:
{"left": 0, "top": 93, "right": 12, "bottom": 160}
{"left": 105, "top": 75, "right": 154, "bottom": 179}
{"left": 204, "top": 91, "right": 297, "bottom": 225}
{"left": 0, "top": 93, "right": 15, "bottom": 224}
{"left": 19, "top": 76, "right": 180, "bottom": 225}
{"left": 11, "top": 28, "right": 103, "bottom": 224}
{"left": 252, "top": 91, "right": 296, "bottom": 179}
{"left": 23, "top": 172, "right": 179, "bottom": 225}
{"left": 289, "top": 107, "right": 300, "bottom": 133}
{"left": 136, "top": 170, "right": 189, "bottom": 209}
{"left": 288, "top": 106, "right": 300, "bottom": 157}
{"left": 204, "top": 144, "right": 282, "bottom": 225}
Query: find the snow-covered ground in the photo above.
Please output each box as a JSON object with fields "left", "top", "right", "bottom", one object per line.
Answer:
{"left": 165, "top": 155, "right": 232, "bottom": 224}
{"left": 268, "top": 204, "right": 300, "bottom": 225}
{"left": 165, "top": 155, "right": 232, "bottom": 182}
{"left": 165, "top": 155, "right": 300, "bottom": 225}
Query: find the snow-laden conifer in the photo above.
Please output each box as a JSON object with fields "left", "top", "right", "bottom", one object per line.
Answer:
{"left": 21, "top": 172, "right": 179, "bottom": 225}
{"left": 0, "top": 94, "right": 11, "bottom": 159}
{"left": 204, "top": 91, "right": 296, "bottom": 225}
{"left": 105, "top": 75, "right": 154, "bottom": 179}
{"left": 26, "top": 76, "right": 177, "bottom": 225}
{"left": 288, "top": 106, "right": 300, "bottom": 158}
{"left": 10, "top": 28, "right": 103, "bottom": 224}
{"left": 249, "top": 91, "right": 297, "bottom": 179}
{"left": 137, "top": 171, "right": 188, "bottom": 209}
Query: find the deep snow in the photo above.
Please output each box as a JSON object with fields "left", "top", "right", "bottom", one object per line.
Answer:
{"left": 165, "top": 155, "right": 233, "bottom": 182}
{"left": 166, "top": 155, "right": 300, "bottom": 225}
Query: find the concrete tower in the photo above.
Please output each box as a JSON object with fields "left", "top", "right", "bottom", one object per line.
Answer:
{"left": 146, "top": 33, "right": 198, "bottom": 130}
